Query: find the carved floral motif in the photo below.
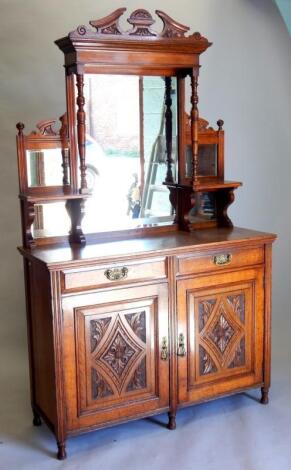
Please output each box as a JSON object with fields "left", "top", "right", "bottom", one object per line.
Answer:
{"left": 91, "top": 368, "right": 113, "bottom": 400}
{"left": 209, "top": 312, "right": 234, "bottom": 353}
{"left": 227, "top": 295, "right": 245, "bottom": 323}
{"left": 198, "top": 299, "right": 216, "bottom": 331}
{"left": 125, "top": 311, "right": 146, "bottom": 343}
{"left": 126, "top": 357, "right": 147, "bottom": 392}
{"left": 228, "top": 337, "right": 246, "bottom": 369}
{"left": 102, "top": 332, "right": 136, "bottom": 377}
{"left": 90, "top": 317, "right": 111, "bottom": 353}
{"left": 199, "top": 345, "right": 217, "bottom": 375}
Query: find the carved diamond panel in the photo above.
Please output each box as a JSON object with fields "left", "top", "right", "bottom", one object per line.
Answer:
{"left": 96, "top": 318, "right": 143, "bottom": 389}
{"left": 209, "top": 312, "right": 234, "bottom": 353}
{"left": 197, "top": 292, "right": 246, "bottom": 377}
{"left": 87, "top": 310, "right": 149, "bottom": 400}
{"left": 101, "top": 331, "right": 137, "bottom": 377}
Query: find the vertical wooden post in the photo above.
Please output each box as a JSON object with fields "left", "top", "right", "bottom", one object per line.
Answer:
{"left": 76, "top": 74, "right": 88, "bottom": 193}
{"left": 165, "top": 77, "right": 174, "bottom": 183}
{"left": 65, "top": 73, "right": 78, "bottom": 191}
{"left": 261, "top": 243, "right": 273, "bottom": 405}
{"left": 139, "top": 77, "right": 145, "bottom": 198}
{"left": 190, "top": 68, "right": 199, "bottom": 186}
{"left": 59, "top": 114, "right": 70, "bottom": 187}
{"left": 16, "top": 122, "right": 28, "bottom": 193}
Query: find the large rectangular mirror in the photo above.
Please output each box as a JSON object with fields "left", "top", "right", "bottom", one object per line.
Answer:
{"left": 81, "top": 74, "right": 178, "bottom": 233}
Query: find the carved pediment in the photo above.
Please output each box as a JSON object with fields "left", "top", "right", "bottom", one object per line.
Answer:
{"left": 17, "top": 114, "right": 67, "bottom": 139}
{"left": 69, "top": 8, "right": 209, "bottom": 43}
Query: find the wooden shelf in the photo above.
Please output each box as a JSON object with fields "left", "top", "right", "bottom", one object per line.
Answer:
{"left": 166, "top": 180, "right": 242, "bottom": 191}
{"left": 19, "top": 190, "right": 91, "bottom": 203}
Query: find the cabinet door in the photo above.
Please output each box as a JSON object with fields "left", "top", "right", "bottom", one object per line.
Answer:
{"left": 62, "top": 283, "right": 169, "bottom": 431}
{"left": 177, "top": 267, "right": 264, "bottom": 405}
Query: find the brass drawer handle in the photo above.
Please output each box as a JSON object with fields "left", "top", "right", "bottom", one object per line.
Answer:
{"left": 177, "top": 333, "right": 186, "bottom": 357}
{"left": 213, "top": 253, "right": 232, "bottom": 266}
{"left": 161, "top": 336, "right": 168, "bottom": 361}
{"left": 104, "top": 267, "right": 128, "bottom": 281}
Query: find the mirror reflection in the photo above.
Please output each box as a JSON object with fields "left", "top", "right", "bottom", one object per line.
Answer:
{"left": 26, "top": 149, "right": 68, "bottom": 187}
{"left": 82, "top": 74, "right": 177, "bottom": 233}
{"left": 186, "top": 144, "right": 218, "bottom": 178}
{"left": 32, "top": 202, "right": 70, "bottom": 238}
{"left": 188, "top": 192, "right": 216, "bottom": 223}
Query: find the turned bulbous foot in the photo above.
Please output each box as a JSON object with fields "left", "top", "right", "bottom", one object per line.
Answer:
{"left": 57, "top": 442, "right": 67, "bottom": 460}
{"left": 32, "top": 411, "right": 42, "bottom": 426}
{"left": 260, "top": 387, "right": 269, "bottom": 405}
{"left": 167, "top": 412, "right": 176, "bottom": 430}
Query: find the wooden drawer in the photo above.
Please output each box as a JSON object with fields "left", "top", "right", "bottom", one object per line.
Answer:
{"left": 61, "top": 257, "right": 167, "bottom": 292}
{"left": 177, "top": 245, "right": 264, "bottom": 276}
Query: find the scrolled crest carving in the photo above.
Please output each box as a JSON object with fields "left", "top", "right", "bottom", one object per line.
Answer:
{"left": 21, "top": 114, "right": 69, "bottom": 140}
{"left": 69, "top": 8, "right": 208, "bottom": 42}
{"left": 89, "top": 7, "right": 126, "bottom": 35}
{"left": 77, "top": 25, "right": 87, "bottom": 36}
{"left": 36, "top": 119, "right": 57, "bottom": 136}
{"left": 156, "top": 10, "right": 189, "bottom": 38}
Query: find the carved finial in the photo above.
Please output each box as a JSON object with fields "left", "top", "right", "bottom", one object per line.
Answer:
{"left": 127, "top": 9, "right": 157, "bottom": 37}
{"left": 36, "top": 119, "right": 57, "bottom": 135}
{"left": 90, "top": 8, "right": 126, "bottom": 35}
{"left": 217, "top": 119, "right": 224, "bottom": 131}
{"left": 16, "top": 122, "right": 25, "bottom": 135}
{"left": 156, "top": 10, "right": 189, "bottom": 38}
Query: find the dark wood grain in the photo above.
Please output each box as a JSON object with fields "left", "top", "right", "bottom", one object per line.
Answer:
{"left": 15, "top": 7, "right": 276, "bottom": 460}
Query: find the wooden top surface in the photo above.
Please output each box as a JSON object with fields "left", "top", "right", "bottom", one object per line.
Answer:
{"left": 18, "top": 227, "right": 277, "bottom": 269}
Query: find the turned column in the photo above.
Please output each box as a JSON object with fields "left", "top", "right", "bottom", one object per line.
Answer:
{"left": 165, "top": 77, "right": 174, "bottom": 183}
{"left": 59, "top": 114, "right": 70, "bottom": 187}
{"left": 76, "top": 74, "right": 88, "bottom": 194}
{"left": 190, "top": 68, "right": 199, "bottom": 186}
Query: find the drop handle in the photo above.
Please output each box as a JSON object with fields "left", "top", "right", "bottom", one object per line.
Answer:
{"left": 161, "top": 336, "right": 168, "bottom": 361}
{"left": 104, "top": 266, "right": 128, "bottom": 281}
{"left": 177, "top": 333, "right": 186, "bottom": 357}
{"left": 213, "top": 253, "right": 232, "bottom": 266}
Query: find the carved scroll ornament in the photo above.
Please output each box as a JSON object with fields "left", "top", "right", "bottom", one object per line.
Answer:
{"left": 69, "top": 8, "right": 208, "bottom": 43}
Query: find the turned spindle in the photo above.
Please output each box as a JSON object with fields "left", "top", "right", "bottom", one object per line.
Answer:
{"left": 190, "top": 70, "right": 199, "bottom": 185}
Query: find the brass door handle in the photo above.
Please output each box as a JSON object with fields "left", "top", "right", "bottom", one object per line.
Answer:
{"left": 213, "top": 253, "right": 232, "bottom": 266}
{"left": 104, "top": 266, "right": 128, "bottom": 281}
{"left": 177, "top": 333, "right": 186, "bottom": 357}
{"left": 161, "top": 336, "right": 168, "bottom": 360}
